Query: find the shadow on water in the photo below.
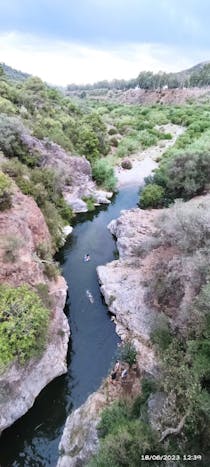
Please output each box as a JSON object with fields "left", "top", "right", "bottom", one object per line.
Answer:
{"left": 0, "top": 185, "right": 139, "bottom": 467}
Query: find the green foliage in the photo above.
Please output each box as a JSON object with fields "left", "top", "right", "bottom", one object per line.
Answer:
{"left": 157, "top": 199, "right": 210, "bottom": 254}
{"left": 140, "top": 184, "right": 165, "bottom": 208}
{"left": 151, "top": 315, "right": 173, "bottom": 351}
{"left": 0, "top": 171, "right": 12, "bottom": 211}
{"left": 97, "top": 400, "right": 130, "bottom": 438}
{"left": 82, "top": 196, "right": 95, "bottom": 211}
{"left": 117, "top": 341, "right": 137, "bottom": 367}
{"left": 92, "top": 159, "right": 117, "bottom": 191}
{"left": 0, "top": 284, "right": 49, "bottom": 367}
{"left": 41, "top": 201, "right": 65, "bottom": 251}
{"left": 35, "top": 283, "right": 53, "bottom": 310}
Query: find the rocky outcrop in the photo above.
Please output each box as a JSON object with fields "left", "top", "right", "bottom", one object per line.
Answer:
{"left": 97, "top": 208, "right": 158, "bottom": 375}
{"left": 21, "top": 131, "right": 112, "bottom": 212}
{"left": 57, "top": 390, "right": 106, "bottom": 467}
{"left": 0, "top": 186, "right": 70, "bottom": 433}
{"left": 57, "top": 364, "right": 141, "bottom": 467}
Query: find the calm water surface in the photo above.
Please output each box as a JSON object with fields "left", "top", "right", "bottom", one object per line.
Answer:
{"left": 0, "top": 186, "right": 139, "bottom": 467}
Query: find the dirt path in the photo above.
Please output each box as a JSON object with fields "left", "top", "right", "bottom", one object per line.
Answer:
{"left": 115, "top": 124, "right": 184, "bottom": 188}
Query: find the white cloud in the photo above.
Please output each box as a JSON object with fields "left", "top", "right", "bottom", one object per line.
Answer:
{"left": 0, "top": 32, "right": 208, "bottom": 86}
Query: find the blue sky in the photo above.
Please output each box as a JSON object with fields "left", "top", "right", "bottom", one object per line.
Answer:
{"left": 0, "top": 0, "right": 209, "bottom": 85}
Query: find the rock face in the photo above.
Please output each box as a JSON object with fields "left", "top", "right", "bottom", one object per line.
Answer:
{"left": 57, "top": 390, "right": 106, "bottom": 467}
{"left": 0, "top": 187, "right": 70, "bottom": 434}
{"left": 97, "top": 208, "right": 158, "bottom": 375}
{"left": 20, "top": 132, "right": 112, "bottom": 211}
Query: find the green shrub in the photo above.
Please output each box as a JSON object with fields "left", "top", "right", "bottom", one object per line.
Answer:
{"left": 0, "top": 172, "right": 12, "bottom": 211}
{"left": 0, "top": 284, "right": 49, "bottom": 366}
{"left": 3, "top": 235, "right": 24, "bottom": 262}
{"left": 98, "top": 400, "right": 130, "bottom": 438}
{"left": 110, "top": 137, "right": 118, "bottom": 147}
{"left": 151, "top": 315, "right": 173, "bottom": 351}
{"left": 157, "top": 199, "right": 210, "bottom": 254}
{"left": 117, "top": 341, "right": 137, "bottom": 367}
{"left": 0, "top": 115, "right": 38, "bottom": 166}
{"left": 43, "top": 262, "right": 60, "bottom": 280}
{"left": 140, "top": 184, "right": 165, "bottom": 208}
{"left": 92, "top": 159, "right": 117, "bottom": 191}
{"left": 108, "top": 128, "right": 117, "bottom": 135}
{"left": 82, "top": 196, "right": 95, "bottom": 211}
{"left": 90, "top": 420, "right": 160, "bottom": 467}
{"left": 35, "top": 283, "right": 53, "bottom": 309}
{"left": 41, "top": 201, "right": 65, "bottom": 250}
{"left": 146, "top": 146, "right": 210, "bottom": 205}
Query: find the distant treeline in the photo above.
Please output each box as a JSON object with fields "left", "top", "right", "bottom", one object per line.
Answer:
{"left": 67, "top": 63, "right": 210, "bottom": 92}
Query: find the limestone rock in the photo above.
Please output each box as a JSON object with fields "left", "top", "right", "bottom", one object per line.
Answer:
{"left": 57, "top": 391, "right": 106, "bottom": 467}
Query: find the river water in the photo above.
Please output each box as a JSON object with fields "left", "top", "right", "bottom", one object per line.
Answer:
{"left": 0, "top": 186, "right": 139, "bottom": 467}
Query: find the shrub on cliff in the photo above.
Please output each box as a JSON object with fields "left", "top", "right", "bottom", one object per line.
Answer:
{"left": 0, "top": 284, "right": 49, "bottom": 366}
{"left": 140, "top": 183, "right": 165, "bottom": 208}
{"left": 0, "top": 172, "right": 12, "bottom": 211}
{"left": 117, "top": 341, "right": 137, "bottom": 367}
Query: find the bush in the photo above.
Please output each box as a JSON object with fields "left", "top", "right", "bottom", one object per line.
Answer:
{"left": 90, "top": 420, "right": 160, "bottom": 467}
{"left": 146, "top": 147, "right": 210, "bottom": 205}
{"left": 82, "top": 196, "right": 95, "bottom": 211}
{"left": 121, "top": 158, "right": 132, "bottom": 169}
{"left": 156, "top": 199, "right": 210, "bottom": 254}
{"left": 108, "top": 128, "right": 117, "bottom": 135}
{"left": 0, "top": 172, "right": 12, "bottom": 211}
{"left": 117, "top": 341, "right": 137, "bottom": 367}
{"left": 92, "top": 159, "right": 117, "bottom": 191}
{"left": 140, "top": 184, "right": 165, "bottom": 208}
{"left": 110, "top": 137, "right": 118, "bottom": 147}
{"left": 151, "top": 314, "right": 173, "bottom": 351}
{"left": 0, "top": 115, "right": 36, "bottom": 166}
{"left": 43, "top": 262, "right": 60, "bottom": 280}
{"left": 3, "top": 235, "right": 24, "bottom": 262}
{"left": 0, "top": 284, "right": 49, "bottom": 366}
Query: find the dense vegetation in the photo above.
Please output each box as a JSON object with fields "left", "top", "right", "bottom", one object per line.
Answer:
{"left": 0, "top": 284, "right": 50, "bottom": 368}
{"left": 140, "top": 103, "right": 210, "bottom": 207}
{"left": 0, "top": 172, "right": 12, "bottom": 211}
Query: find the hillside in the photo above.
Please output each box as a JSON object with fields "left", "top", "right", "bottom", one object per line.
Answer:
{"left": 0, "top": 63, "right": 30, "bottom": 82}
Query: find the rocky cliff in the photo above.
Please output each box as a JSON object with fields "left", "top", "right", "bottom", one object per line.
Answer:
{"left": 0, "top": 185, "right": 70, "bottom": 433}
{"left": 19, "top": 132, "right": 112, "bottom": 212}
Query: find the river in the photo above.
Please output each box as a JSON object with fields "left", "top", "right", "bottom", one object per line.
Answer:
{"left": 0, "top": 185, "right": 140, "bottom": 467}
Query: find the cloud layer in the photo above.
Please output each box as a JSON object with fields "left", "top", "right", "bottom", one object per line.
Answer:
{"left": 0, "top": 0, "right": 209, "bottom": 85}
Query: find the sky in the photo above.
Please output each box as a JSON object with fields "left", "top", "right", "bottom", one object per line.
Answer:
{"left": 0, "top": 0, "right": 210, "bottom": 86}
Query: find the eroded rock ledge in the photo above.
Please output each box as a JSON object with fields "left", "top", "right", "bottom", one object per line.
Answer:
{"left": 0, "top": 187, "right": 70, "bottom": 434}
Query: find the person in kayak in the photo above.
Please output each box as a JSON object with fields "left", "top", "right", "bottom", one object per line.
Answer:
{"left": 84, "top": 254, "right": 90, "bottom": 262}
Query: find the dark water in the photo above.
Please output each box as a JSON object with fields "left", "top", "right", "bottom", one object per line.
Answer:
{"left": 0, "top": 186, "right": 139, "bottom": 467}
